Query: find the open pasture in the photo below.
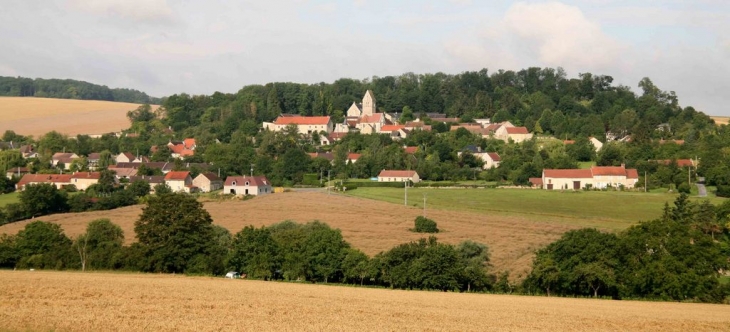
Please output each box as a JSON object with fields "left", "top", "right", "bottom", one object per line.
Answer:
{"left": 346, "top": 187, "right": 724, "bottom": 230}
{"left": 0, "top": 97, "right": 158, "bottom": 137}
{"left": 1, "top": 270, "right": 729, "bottom": 332}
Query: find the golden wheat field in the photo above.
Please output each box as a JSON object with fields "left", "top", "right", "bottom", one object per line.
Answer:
{"left": 1, "top": 271, "right": 729, "bottom": 332}
{"left": 0, "top": 97, "right": 159, "bottom": 137}
{"left": 0, "top": 192, "right": 578, "bottom": 279}
{"left": 711, "top": 116, "right": 730, "bottom": 126}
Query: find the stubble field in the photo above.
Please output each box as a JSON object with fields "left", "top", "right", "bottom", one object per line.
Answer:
{"left": 1, "top": 270, "right": 729, "bottom": 332}
{"left": 0, "top": 97, "right": 158, "bottom": 137}
{"left": 0, "top": 191, "right": 580, "bottom": 278}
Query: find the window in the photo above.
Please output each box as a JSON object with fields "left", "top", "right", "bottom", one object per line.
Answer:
{"left": 232, "top": 181, "right": 236, "bottom": 186}
{"left": 245, "top": 181, "right": 249, "bottom": 186}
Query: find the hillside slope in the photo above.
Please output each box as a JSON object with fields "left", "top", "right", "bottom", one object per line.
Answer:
{"left": 0, "top": 97, "right": 159, "bottom": 136}
{"left": 0, "top": 192, "right": 580, "bottom": 279}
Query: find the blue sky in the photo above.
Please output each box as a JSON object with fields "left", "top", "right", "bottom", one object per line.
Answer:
{"left": 1, "top": 0, "right": 728, "bottom": 115}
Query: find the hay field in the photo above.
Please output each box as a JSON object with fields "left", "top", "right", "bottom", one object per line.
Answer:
{"left": 711, "top": 116, "right": 729, "bottom": 125}
{"left": 0, "top": 97, "right": 159, "bottom": 137}
{"left": 1, "top": 271, "right": 729, "bottom": 332}
{"left": 0, "top": 192, "right": 579, "bottom": 278}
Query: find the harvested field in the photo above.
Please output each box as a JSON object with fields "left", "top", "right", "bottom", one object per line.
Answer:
{"left": 1, "top": 271, "right": 729, "bottom": 332}
{"left": 711, "top": 116, "right": 729, "bottom": 126}
{"left": 0, "top": 97, "right": 159, "bottom": 137}
{"left": 0, "top": 192, "right": 579, "bottom": 278}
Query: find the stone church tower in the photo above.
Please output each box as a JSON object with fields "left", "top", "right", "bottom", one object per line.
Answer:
{"left": 362, "top": 90, "right": 376, "bottom": 116}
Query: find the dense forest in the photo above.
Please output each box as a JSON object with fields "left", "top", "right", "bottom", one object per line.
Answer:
{"left": 0, "top": 76, "right": 160, "bottom": 104}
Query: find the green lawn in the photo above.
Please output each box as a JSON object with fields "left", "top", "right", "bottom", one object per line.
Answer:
{"left": 0, "top": 192, "right": 19, "bottom": 208}
{"left": 346, "top": 188, "right": 725, "bottom": 231}
{"left": 578, "top": 162, "right": 596, "bottom": 169}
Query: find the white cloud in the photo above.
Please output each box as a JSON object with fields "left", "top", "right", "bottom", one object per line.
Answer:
{"left": 502, "top": 2, "right": 625, "bottom": 71}
{"left": 68, "top": 0, "right": 177, "bottom": 24}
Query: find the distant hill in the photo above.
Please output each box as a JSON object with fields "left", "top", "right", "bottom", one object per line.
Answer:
{"left": 0, "top": 76, "right": 161, "bottom": 104}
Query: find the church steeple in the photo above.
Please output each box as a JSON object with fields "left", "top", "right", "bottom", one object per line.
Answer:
{"left": 362, "top": 90, "right": 376, "bottom": 116}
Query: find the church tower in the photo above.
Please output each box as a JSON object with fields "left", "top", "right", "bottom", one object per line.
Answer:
{"left": 362, "top": 90, "right": 376, "bottom": 116}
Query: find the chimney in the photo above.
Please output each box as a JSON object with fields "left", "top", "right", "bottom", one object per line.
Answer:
{"left": 621, "top": 163, "right": 625, "bottom": 168}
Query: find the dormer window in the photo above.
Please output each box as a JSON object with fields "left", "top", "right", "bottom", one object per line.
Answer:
{"left": 245, "top": 181, "right": 249, "bottom": 186}
{"left": 232, "top": 181, "right": 236, "bottom": 186}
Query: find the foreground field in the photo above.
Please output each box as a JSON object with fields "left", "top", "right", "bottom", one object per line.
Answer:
{"left": 0, "top": 192, "right": 580, "bottom": 278}
{"left": 347, "top": 188, "right": 724, "bottom": 230}
{"left": 0, "top": 97, "right": 158, "bottom": 136}
{"left": 1, "top": 271, "right": 728, "bottom": 332}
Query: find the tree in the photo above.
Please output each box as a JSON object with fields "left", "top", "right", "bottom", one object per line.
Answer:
{"left": 412, "top": 216, "right": 439, "bottom": 233}
{"left": 19, "top": 183, "right": 69, "bottom": 217}
{"left": 15, "top": 221, "right": 73, "bottom": 269}
{"left": 229, "top": 225, "right": 279, "bottom": 279}
{"left": 400, "top": 106, "right": 415, "bottom": 122}
{"left": 128, "top": 180, "right": 151, "bottom": 198}
{"left": 342, "top": 248, "right": 371, "bottom": 285}
{"left": 457, "top": 240, "right": 493, "bottom": 292}
{"left": 153, "top": 183, "right": 172, "bottom": 195}
{"left": 134, "top": 193, "right": 216, "bottom": 273}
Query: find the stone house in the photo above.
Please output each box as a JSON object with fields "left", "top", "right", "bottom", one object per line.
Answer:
{"left": 377, "top": 170, "right": 421, "bottom": 183}
{"left": 70, "top": 172, "right": 102, "bottom": 191}
{"left": 193, "top": 172, "right": 223, "bottom": 193}
{"left": 223, "top": 175, "right": 272, "bottom": 196}
{"left": 164, "top": 171, "right": 194, "bottom": 193}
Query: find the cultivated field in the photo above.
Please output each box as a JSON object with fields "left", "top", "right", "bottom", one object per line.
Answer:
{"left": 0, "top": 97, "right": 158, "bottom": 137}
{"left": 711, "top": 116, "right": 729, "bottom": 126}
{"left": 0, "top": 190, "right": 723, "bottom": 278}
{"left": 0, "top": 191, "right": 582, "bottom": 278}
{"left": 1, "top": 271, "right": 729, "bottom": 332}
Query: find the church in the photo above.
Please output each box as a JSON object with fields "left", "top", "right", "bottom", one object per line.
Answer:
{"left": 340, "top": 90, "right": 394, "bottom": 134}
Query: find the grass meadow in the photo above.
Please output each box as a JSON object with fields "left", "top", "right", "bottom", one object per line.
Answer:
{"left": 346, "top": 187, "right": 725, "bottom": 230}
{"left": 1, "top": 270, "right": 729, "bottom": 332}
{"left": 0, "top": 192, "right": 18, "bottom": 208}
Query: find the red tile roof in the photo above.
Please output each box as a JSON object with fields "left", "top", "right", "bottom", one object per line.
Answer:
{"left": 626, "top": 169, "right": 639, "bottom": 179}
{"left": 328, "top": 132, "right": 348, "bottom": 140}
{"left": 652, "top": 159, "right": 694, "bottom": 167}
{"left": 359, "top": 114, "right": 383, "bottom": 123}
{"left": 183, "top": 138, "right": 196, "bottom": 148}
{"left": 378, "top": 170, "right": 417, "bottom": 178}
{"left": 118, "top": 152, "right": 135, "bottom": 161}
{"left": 109, "top": 168, "right": 138, "bottom": 178}
{"left": 380, "top": 125, "right": 405, "bottom": 132}
{"left": 563, "top": 140, "right": 575, "bottom": 144}
{"left": 164, "top": 171, "right": 190, "bottom": 181}
{"left": 196, "top": 172, "right": 221, "bottom": 182}
{"left": 529, "top": 177, "right": 543, "bottom": 186}
{"left": 487, "top": 152, "right": 501, "bottom": 161}
{"left": 71, "top": 172, "right": 101, "bottom": 180}
{"left": 543, "top": 169, "right": 593, "bottom": 178}
{"left": 591, "top": 166, "right": 629, "bottom": 176}
{"left": 224, "top": 175, "right": 270, "bottom": 187}
{"left": 16, "top": 174, "right": 73, "bottom": 189}
{"left": 404, "top": 146, "right": 418, "bottom": 154}
{"left": 348, "top": 153, "right": 361, "bottom": 161}
{"left": 506, "top": 127, "right": 530, "bottom": 134}
{"left": 274, "top": 116, "right": 331, "bottom": 125}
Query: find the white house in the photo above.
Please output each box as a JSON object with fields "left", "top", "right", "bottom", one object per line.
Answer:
{"left": 164, "top": 171, "right": 194, "bottom": 193}
{"left": 263, "top": 116, "right": 333, "bottom": 135}
{"left": 223, "top": 175, "right": 272, "bottom": 196}
{"left": 377, "top": 170, "right": 421, "bottom": 183}
{"left": 542, "top": 165, "right": 639, "bottom": 190}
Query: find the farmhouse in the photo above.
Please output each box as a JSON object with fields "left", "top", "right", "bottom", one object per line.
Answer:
{"left": 129, "top": 175, "right": 165, "bottom": 193}
{"left": 193, "top": 172, "right": 223, "bottom": 193}
{"left": 5, "top": 167, "right": 29, "bottom": 179}
{"left": 494, "top": 126, "right": 533, "bottom": 143}
{"left": 377, "top": 170, "right": 421, "bottom": 183}
{"left": 223, "top": 175, "right": 272, "bottom": 196}
{"left": 70, "top": 172, "right": 102, "bottom": 191}
{"left": 51, "top": 152, "right": 79, "bottom": 170}
{"left": 164, "top": 171, "right": 194, "bottom": 193}
{"left": 19, "top": 145, "right": 37, "bottom": 159}
{"left": 542, "top": 165, "right": 639, "bottom": 190}
{"left": 16, "top": 174, "right": 73, "bottom": 191}
{"left": 263, "top": 116, "right": 333, "bottom": 135}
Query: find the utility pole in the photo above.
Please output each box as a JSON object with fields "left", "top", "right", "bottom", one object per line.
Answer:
{"left": 423, "top": 193, "right": 427, "bottom": 217}
{"left": 404, "top": 181, "right": 408, "bottom": 206}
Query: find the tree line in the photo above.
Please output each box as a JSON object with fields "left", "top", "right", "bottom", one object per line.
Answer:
{"left": 0, "top": 193, "right": 495, "bottom": 292}
{"left": 0, "top": 76, "right": 160, "bottom": 104}
{"left": 523, "top": 194, "right": 730, "bottom": 302}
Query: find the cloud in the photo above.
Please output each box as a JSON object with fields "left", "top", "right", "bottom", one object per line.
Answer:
{"left": 68, "top": 0, "right": 177, "bottom": 25}
{"left": 501, "top": 2, "right": 625, "bottom": 71}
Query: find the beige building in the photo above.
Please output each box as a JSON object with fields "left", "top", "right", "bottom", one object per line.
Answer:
{"left": 223, "top": 175, "right": 272, "bottom": 196}
{"left": 542, "top": 165, "right": 639, "bottom": 190}
{"left": 263, "top": 116, "right": 333, "bottom": 135}
{"left": 164, "top": 171, "right": 193, "bottom": 193}
{"left": 347, "top": 90, "right": 377, "bottom": 117}
{"left": 70, "top": 172, "right": 102, "bottom": 191}
{"left": 481, "top": 152, "right": 501, "bottom": 169}
{"left": 494, "top": 126, "right": 533, "bottom": 143}
{"left": 377, "top": 170, "right": 421, "bottom": 183}
{"left": 16, "top": 174, "right": 73, "bottom": 191}
{"left": 51, "top": 152, "right": 80, "bottom": 170}
{"left": 589, "top": 137, "right": 604, "bottom": 151}
{"left": 193, "top": 172, "right": 223, "bottom": 193}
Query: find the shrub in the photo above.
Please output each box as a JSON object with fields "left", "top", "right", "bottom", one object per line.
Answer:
{"left": 716, "top": 185, "right": 730, "bottom": 198}
{"left": 412, "top": 216, "right": 439, "bottom": 233}
{"left": 677, "top": 182, "right": 691, "bottom": 194}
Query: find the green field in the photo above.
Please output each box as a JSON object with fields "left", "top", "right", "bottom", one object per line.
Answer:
{"left": 346, "top": 188, "right": 725, "bottom": 230}
{"left": 0, "top": 192, "right": 19, "bottom": 208}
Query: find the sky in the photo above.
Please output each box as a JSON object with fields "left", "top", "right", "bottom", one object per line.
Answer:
{"left": 0, "top": 0, "right": 728, "bottom": 115}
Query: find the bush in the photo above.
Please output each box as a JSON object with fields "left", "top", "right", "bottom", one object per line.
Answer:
{"left": 677, "top": 182, "right": 691, "bottom": 194}
{"left": 716, "top": 185, "right": 730, "bottom": 198}
{"left": 412, "top": 216, "right": 439, "bottom": 233}
{"left": 342, "top": 181, "right": 407, "bottom": 188}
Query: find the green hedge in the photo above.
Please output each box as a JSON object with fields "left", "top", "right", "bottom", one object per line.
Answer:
{"left": 342, "top": 181, "right": 407, "bottom": 188}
